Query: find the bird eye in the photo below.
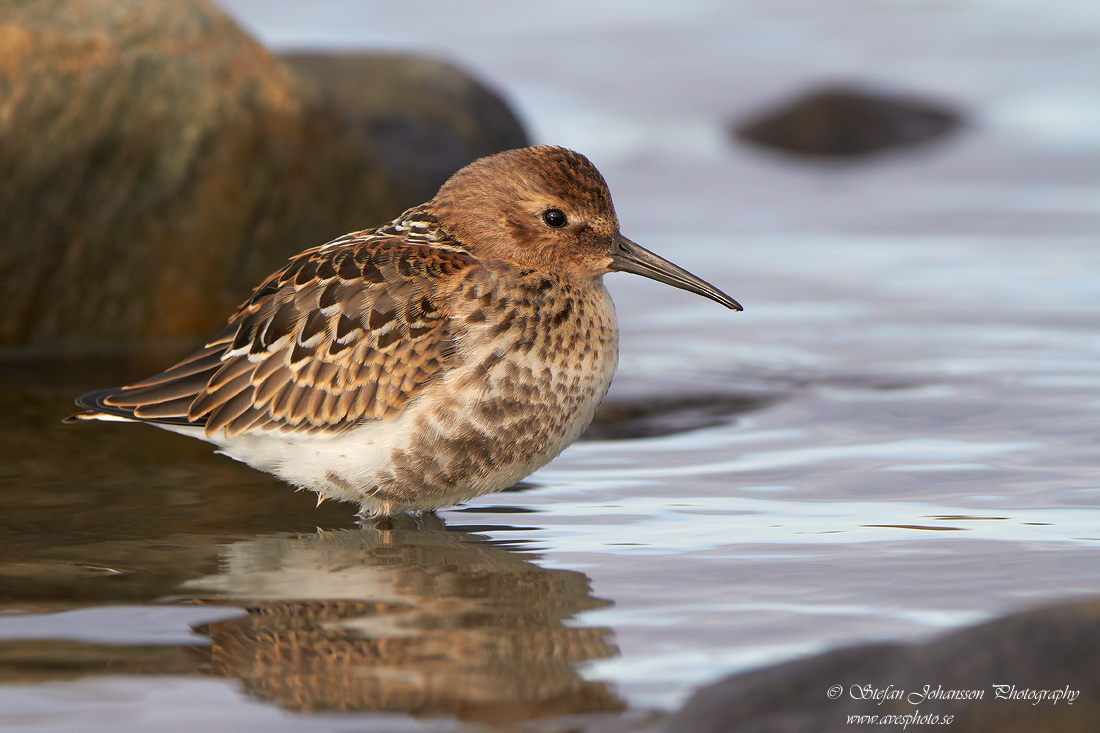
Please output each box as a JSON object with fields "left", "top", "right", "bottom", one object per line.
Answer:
{"left": 542, "top": 209, "right": 567, "bottom": 228}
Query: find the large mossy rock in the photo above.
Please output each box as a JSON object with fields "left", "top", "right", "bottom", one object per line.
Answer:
{"left": 0, "top": 0, "right": 526, "bottom": 349}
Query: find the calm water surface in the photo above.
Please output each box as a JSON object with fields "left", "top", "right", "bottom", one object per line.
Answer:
{"left": 2, "top": 1, "right": 1099, "bottom": 730}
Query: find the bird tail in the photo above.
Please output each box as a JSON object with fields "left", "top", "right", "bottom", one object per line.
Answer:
{"left": 64, "top": 387, "right": 142, "bottom": 424}
{"left": 64, "top": 329, "right": 233, "bottom": 428}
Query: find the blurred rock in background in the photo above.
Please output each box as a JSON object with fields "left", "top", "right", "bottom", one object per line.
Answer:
{"left": 0, "top": 0, "right": 526, "bottom": 349}
{"left": 282, "top": 53, "right": 527, "bottom": 207}
{"left": 733, "top": 85, "right": 962, "bottom": 158}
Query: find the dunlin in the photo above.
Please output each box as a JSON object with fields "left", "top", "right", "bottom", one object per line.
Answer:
{"left": 69, "top": 146, "right": 740, "bottom": 516}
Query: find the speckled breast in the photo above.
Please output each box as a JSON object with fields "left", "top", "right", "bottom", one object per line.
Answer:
{"left": 374, "top": 268, "right": 619, "bottom": 510}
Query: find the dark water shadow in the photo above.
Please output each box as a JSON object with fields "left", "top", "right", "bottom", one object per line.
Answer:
{"left": 0, "top": 350, "right": 364, "bottom": 607}
{"left": 583, "top": 393, "right": 779, "bottom": 441}
{"left": 580, "top": 372, "right": 933, "bottom": 443}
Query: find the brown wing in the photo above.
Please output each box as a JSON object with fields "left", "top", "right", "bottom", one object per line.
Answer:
{"left": 91, "top": 228, "right": 481, "bottom": 439}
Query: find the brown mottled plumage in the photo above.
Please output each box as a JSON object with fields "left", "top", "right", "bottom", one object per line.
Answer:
{"left": 69, "top": 146, "right": 740, "bottom": 516}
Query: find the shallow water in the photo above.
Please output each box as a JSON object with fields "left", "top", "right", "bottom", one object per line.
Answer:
{"left": 3, "top": 1, "right": 1100, "bottom": 731}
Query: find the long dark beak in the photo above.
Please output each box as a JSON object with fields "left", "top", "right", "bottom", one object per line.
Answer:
{"left": 609, "top": 234, "right": 742, "bottom": 310}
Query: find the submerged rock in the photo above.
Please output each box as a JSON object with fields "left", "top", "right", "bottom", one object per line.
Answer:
{"left": 0, "top": 0, "right": 525, "bottom": 348}
{"left": 665, "top": 598, "right": 1100, "bottom": 733}
{"left": 734, "top": 85, "right": 962, "bottom": 158}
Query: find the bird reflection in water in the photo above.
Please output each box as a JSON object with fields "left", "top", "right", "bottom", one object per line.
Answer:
{"left": 180, "top": 513, "right": 623, "bottom": 725}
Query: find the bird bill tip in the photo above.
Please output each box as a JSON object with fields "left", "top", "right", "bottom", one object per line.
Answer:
{"left": 610, "top": 235, "right": 742, "bottom": 311}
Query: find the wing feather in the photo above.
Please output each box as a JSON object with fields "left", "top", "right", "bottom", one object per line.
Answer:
{"left": 206, "top": 387, "right": 258, "bottom": 436}
{"left": 71, "top": 212, "right": 484, "bottom": 437}
{"left": 132, "top": 395, "right": 197, "bottom": 420}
